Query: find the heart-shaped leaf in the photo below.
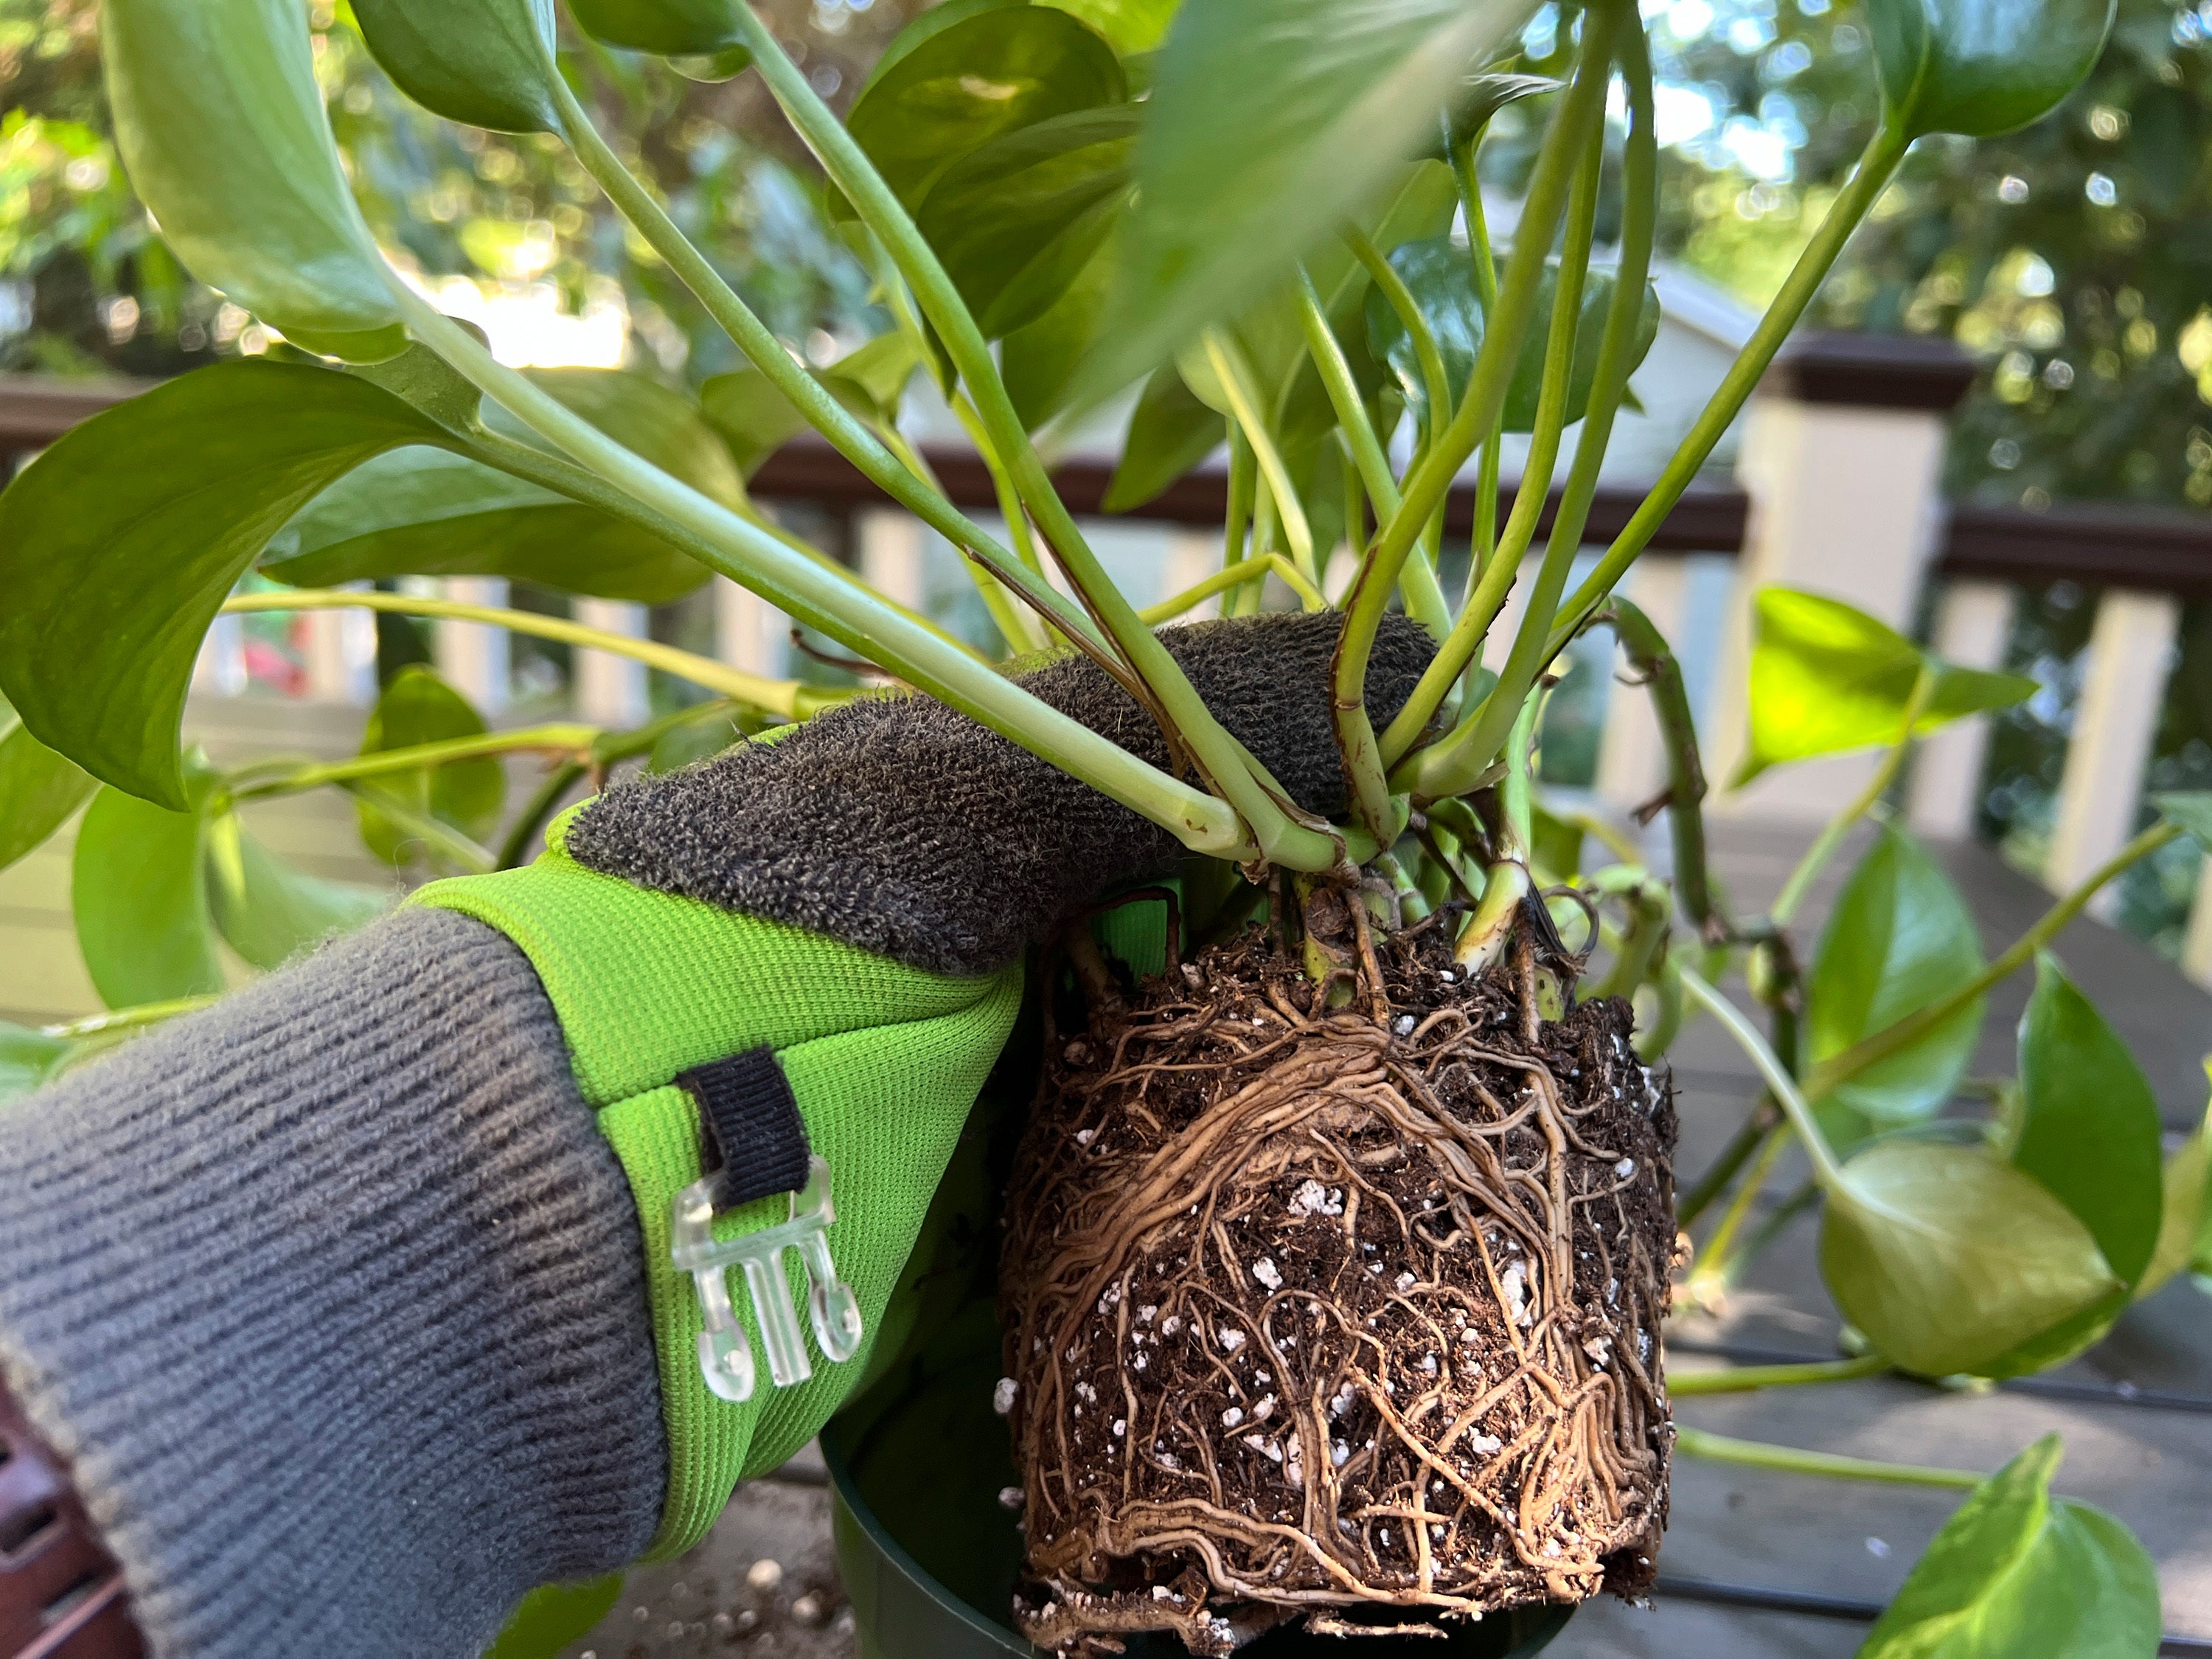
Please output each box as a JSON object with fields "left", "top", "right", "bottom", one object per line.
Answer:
{"left": 1072, "top": 0, "right": 1534, "bottom": 406}
{"left": 1364, "top": 239, "right": 1661, "bottom": 438}
{"left": 2014, "top": 954, "right": 2165, "bottom": 1290}
{"left": 72, "top": 785, "right": 224, "bottom": 1009}
{"left": 0, "top": 1023, "right": 70, "bottom": 1105}
{"left": 501, "top": 368, "right": 748, "bottom": 512}
{"left": 482, "top": 1574, "right": 626, "bottom": 1659}
{"left": 699, "top": 367, "right": 813, "bottom": 477}
{"left": 846, "top": 0, "right": 1126, "bottom": 213}
{"left": 1003, "top": 226, "right": 1123, "bottom": 426}
{"left": 1733, "top": 588, "right": 2037, "bottom": 787}
{"left": 204, "top": 813, "right": 390, "bottom": 971}
{"left": 0, "top": 715, "right": 94, "bottom": 874}
{"left": 918, "top": 104, "right": 1138, "bottom": 338}
{"left": 102, "top": 0, "right": 402, "bottom": 357}
{"left": 261, "top": 448, "right": 712, "bottom": 603}
{"left": 353, "top": 0, "right": 557, "bottom": 133}
{"left": 354, "top": 667, "right": 507, "bottom": 867}
{"left": 0, "top": 362, "right": 453, "bottom": 807}
{"left": 1042, "top": 0, "right": 1178, "bottom": 55}
{"left": 1868, "top": 0, "right": 2117, "bottom": 141}
{"left": 1805, "top": 824, "right": 1986, "bottom": 1141}
{"left": 1860, "top": 1434, "right": 2160, "bottom": 1658}
{"left": 568, "top": 0, "right": 741, "bottom": 53}
{"left": 1102, "top": 364, "right": 1220, "bottom": 512}
{"left": 1820, "top": 1140, "right": 2118, "bottom": 1377}
{"left": 1439, "top": 72, "right": 1561, "bottom": 152}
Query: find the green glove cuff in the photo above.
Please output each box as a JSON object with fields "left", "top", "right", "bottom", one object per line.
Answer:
{"left": 411, "top": 807, "right": 1020, "bottom": 1558}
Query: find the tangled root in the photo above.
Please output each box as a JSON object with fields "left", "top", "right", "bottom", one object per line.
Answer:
{"left": 999, "top": 922, "right": 1677, "bottom": 1654}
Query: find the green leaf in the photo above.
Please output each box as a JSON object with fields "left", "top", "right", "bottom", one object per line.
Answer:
{"left": 1868, "top": 0, "right": 2117, "bottom": 140}
{"left": 2138, "top": 1075, "right": 2210, "bottom": 1298}
{"left": 260, "top": 447, "right": 711, "bottom": 604}
{"left": 2152, "top": 791, "right": 2212, "bottom": 852}
{"left": 203, "top": 813, "right": 389, "bottom": 973}
{"left": 1074, "top": 0, "right": 1531, "bottom": 406}
{"left": 0, "top": 716, "right": 94, "bottom": 874}
{"left": 101, "top": 0, "right": 402, "bottom": 356}
{"left": 1365, "top": 240, "right": 1660, "bottom": 438}
{"left": 1820, "top": 1140, "right": 2118, "bottom": 1378}
{"left": 1102, "top": 364, "right": 1220, "bottom": 511}
{"left": 72, "top": 785, "right": 223, "bottom": 1009}
{"left": 699, "top": 366, "right": 813, "bottom": 477}
{"left": 1859, "top": 1434, "right": 2160, "bottom": 1658}
{"left": 1805, "top": 824, "right": 1986, "bottom": 1135}
{"left": 2014, "top": 954, "right": 2166, "bottom": 1290}
{"left": 818, "top": 334, "right": 927, "bottom": 426}
{"left": 354, "top": 667, "right": 506, "bottom": 866}
{"left": 506, "top": 369, "right": 748, "bottom": 512}
{"left": 1440, "top": 72, "right": 1560, "bottom": 151}
{"left": 919, "top": 104, "right": 1138, "bottom": 338}
{"left": 1733, "top": 588, "right": 2037, "bottom": 787}
{"left": 568, "top": 0, "right": 740, "bottom": 53}
{"left": 1040, "top": 0, "right": 1178, "bottom": 54}
{"left": 846, "top": 1, "right": 1126, "bottom": 213}
{"left": 1529, "top": 803, "right": 1585, "bottom": 885}
{"left": 0, "top": 1022, "right": 70, "bottom": 1105}
{"left": 481, "top": 1574, "right": 625, "bottom": 1659}
{"left": 1003, "top": 226, "right": 1123, "bottom": 427}
{"left": 352, "top": 0, "right": 557, "bottom": 133}
{"left": 0, "top": 362, "right": 452, "bottom": 808}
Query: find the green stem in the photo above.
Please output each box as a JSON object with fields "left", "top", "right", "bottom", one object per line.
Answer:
{"left": 1675, "top": 1427, "right": 1985, "bottom": 1490}
{"left": 43, "top": 995, "right": 220, "bottom": 1040}
{"left": 223, "top": 591, "right": 826, "bottom": 714}
{"left": 1690, "top": 1119, "right": 1790, "bottom": 1289}
{"left": 387, "top": 283, "right": 1250, "bottom": 858}
{"left": 1679, "top": 964, "right": 1846, "bottom": 1192}
{"left": 1771, "top": 665, "right": 1937, "bottom": 926}
{"left": 227, "top": 724, "right": 600, "bottom": 801}
{"left": 1804, "top": 818, "right": 2183, "bottom": 1099}
{"left": 540, "top": 57, "right": 1096, "bottom": 656}
{"left": 341, "top": 780, "right": 496, "bottom": 873}
{"left": 1223, "top": 423, "right": 1256, "bottom": 576}
{"left": 902, "top": 403, "right": 1043, "bottom": 655}
{"left": 1611, "top": 596, "right": 1719, "bottom": 933}
{"left": 1453, "top": 135, "right": 1504, "bottom": 594}
{"left": 728, "top": 7, "right": 1331, "bottom": 870}
{"left": 1549, "top": 120, "right": 1913, "bottom": 650}
{"left": 1143, "top": 556, "right": 1325, "bottom": 624}
{"left": 1390, "top": 27, "right": 1655, "bottom": 787}
{"left": 1295, "top": 269, "right": 1400, "bottom": 518}
{"left": 1455, "top": 696, "right": 1543, "bottom": 971}
{"left": 1344, "top": 224, "right": 1450, "bottom": 451}
{"left": 1667, "top": 1354, "right": 1888, "bottom": 1397}
{"left": 1204, "top": 331, "right": 1315, "bottom": 579}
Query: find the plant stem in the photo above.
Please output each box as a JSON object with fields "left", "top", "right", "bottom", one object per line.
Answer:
{"left": 729, "top": 7, "right": 1332, "bottom": 870}
{"left": 501, "top": 759, "right": 586, "bottom": 869}
{"left": 1803, "top": 818, "right": 2183, "bottom": 1098}
{"left": 1771, "top": 665, "right": 1936, "bottom": 926}
{"left": 43, "top": 995, "right": 220, "bottom": 1040}
{"left": 1344, "top": 224, "right": 1450, "bottom": 452}
{"left": 227, "top": 724, "right": 601, "bottom": 801}
{"left": 540, "top": 57, "right": 1093, "bottom": 655}
{"left": 1455, "top": 696, "right": 1542, "bottom": 971}
{"left": 1667, "top": 1354, "right": 1888, "bottom": 1397}
{"left": 1610, "top": 597, "right": 1719, "bottom": 933}
{"left": 1142, "top": 556, "right": 1325, "bottom": 624}
{"left": 1675, "top": 1427, "right": 1985, "bottom": 1489}
{"left": 387, "top": 284, "right": 1252, "bottom": 858}
{"left": 1679, "top": 964, "right": 1846, "bottom": 1192}
{"left": 1389, "top": 28, "right": 1656, "bottom": 787}
{"left": 1204, "top": 331, "right": 1315, "bottom": 580}
{"left": 1549, "top": 120, "right": 1913, "bottom": 649}
{"left": 341, "top": 781, "right": 497, "bottom": 873}
{"left": 1452, "top": 136, "right": 1504, "bottom": 594}
{"left": 1296, "top": 269, "right": 1400, "bottom": 519}
{"left": 1689, "top": 1119, "right": 1790, "bottom": 1294}
{"left": 223, "top": 590, "right": 824, "bottom": 714}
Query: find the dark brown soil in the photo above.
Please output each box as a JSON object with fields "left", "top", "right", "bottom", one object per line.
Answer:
{"left": 998, "top": 920, "right": 1677, "bottom": 1655}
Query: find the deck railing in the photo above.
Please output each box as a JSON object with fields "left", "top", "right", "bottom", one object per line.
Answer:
{"left": 7, "top": 347, "right": 2212, "bottom": 976}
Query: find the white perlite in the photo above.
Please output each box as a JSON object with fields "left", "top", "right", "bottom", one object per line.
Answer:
{"left": 992, "top": 1377, "right": 1018, "bottom": 1415}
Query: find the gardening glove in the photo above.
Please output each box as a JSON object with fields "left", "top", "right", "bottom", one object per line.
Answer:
{"left": 0, "top": 610, "right": 1432, "bottom": 1659}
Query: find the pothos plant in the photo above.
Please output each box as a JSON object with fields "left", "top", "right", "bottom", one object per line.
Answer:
{"left": 0, "top": 0, "right": 2202, "bottom": 1652}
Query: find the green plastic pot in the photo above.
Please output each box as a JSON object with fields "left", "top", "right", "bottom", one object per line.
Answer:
{"left": 822, "top": 1305, "right": 1575, "bottom": 1659}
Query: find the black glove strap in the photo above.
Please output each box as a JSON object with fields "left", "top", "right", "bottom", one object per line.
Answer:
{"left": 677, "top": 1048, "right": 811, "bottom": 1205}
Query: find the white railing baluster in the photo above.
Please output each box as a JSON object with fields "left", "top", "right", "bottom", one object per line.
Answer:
{"left": 572, "top": 598, "right": 650, "bottom": 727}
{"left": 2045, "top": 588, "right": 2179, "bottom": 911}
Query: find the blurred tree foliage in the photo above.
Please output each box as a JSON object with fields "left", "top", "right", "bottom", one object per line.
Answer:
{"left": 1636, "top": 0, "right": 2212, "bottom": 512}
{"left": 0, "top": 0, "right": 909, "bottom": 382}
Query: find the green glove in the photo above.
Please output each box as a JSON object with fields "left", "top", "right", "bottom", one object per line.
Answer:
{"left": 415, "top": 610, "right": 1432, "bottom": 1559}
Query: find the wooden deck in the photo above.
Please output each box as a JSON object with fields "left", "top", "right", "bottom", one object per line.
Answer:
{"left": 4, "top": 710, "right": 2207, "bottom": 1657}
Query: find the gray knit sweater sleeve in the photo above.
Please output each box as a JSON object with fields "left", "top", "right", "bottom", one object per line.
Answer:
{"left": 0, "top": 908, "right": 667, "bottom": 1659}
